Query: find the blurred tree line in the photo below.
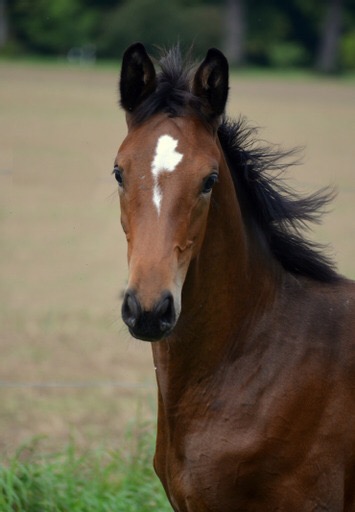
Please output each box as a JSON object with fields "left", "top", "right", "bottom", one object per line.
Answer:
{"left": 1, "top": 0, "right": 355, "bottom": 71}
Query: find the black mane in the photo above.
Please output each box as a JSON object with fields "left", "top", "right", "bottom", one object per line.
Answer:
{"left": 218, "top": 118, "right": 338, "bottom": 282}
{"left": 127, "top": 46, "right": 204, "bottom": 126}
{"left": 127, "top": 47, "right": 339, "bottom": 283}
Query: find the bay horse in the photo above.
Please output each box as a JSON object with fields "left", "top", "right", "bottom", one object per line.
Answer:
{"left": 114, "top": 43, "right": 355, "bottom": 511}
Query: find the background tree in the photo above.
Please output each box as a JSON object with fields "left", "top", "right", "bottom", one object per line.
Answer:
{"left": 316, "top": 0, "right": 344, "bottom": 73}
{"left": 223, "top": 0, "right": 246, "bottom": 65}
{"left": 0, "top": 0, "right": 8, "bottom": 48}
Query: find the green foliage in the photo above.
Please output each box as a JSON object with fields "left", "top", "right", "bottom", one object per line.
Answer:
{"left": 0, "top": 425, "right": 172, "bottom": 512}
{"left": 96, "top": 0, "right": 221, "bottom": 58}
{"left": 4, "top": 0, "right": 355, "bottom": 70}
{"left": 247, "top": 3, "right": 290, "bottom": 52}
{"left": 340, "top": 0, "right": 355, "bottom": 71}
{"left": 246, "top": 0, "right": 316, "bottom": 66}
{"left": 268, "top": 42, "right": 309, "bottom": 68}
{"left": 341, "top": 30, "right": 355, "bottom": 70}
{"left": 8, "top": 0, "right": 97, "bottom": 55}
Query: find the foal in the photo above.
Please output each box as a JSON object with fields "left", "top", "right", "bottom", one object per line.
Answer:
{"left": 114, "top": 43, "right": 355, "bottom": 511}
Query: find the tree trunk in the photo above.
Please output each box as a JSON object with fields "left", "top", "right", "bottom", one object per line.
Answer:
{"left": 223, "top": 0, "right": 246, "bottom": 66}
{"left": 316, "top": 0, "right": 344, "bottom": 73}
{"left": 0, "top": 0, "right": 8, "bottom": 48}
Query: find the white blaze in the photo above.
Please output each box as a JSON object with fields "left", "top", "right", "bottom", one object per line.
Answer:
{"left": 151, "top": 134, "right": 183, "bottom": 214}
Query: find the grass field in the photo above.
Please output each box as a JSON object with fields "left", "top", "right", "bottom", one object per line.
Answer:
{"left": 0, "top": 421, "right": 172, "bottom": 511}
{"left": 0, "top": 59, "right": 354, "bottom": 505}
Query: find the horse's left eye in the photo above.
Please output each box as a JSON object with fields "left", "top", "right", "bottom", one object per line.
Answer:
{"left": 113, "top": 166, "right": 124, "bottom": 187}
{"left": 202, "top": 173, "right": 218, "bottom": 195}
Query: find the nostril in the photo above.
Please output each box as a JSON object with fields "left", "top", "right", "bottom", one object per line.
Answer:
{"left": 155, "top": 293, "right": 175, "bottom": 333}
{"left": 122, "top": 291, "right": 140, "bottom": 329}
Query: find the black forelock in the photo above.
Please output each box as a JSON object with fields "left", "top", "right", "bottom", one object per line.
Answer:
{"left": 127, "top": 45, "right": 206, "bottom": 126}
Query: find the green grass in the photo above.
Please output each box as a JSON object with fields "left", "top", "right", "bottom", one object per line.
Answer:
{"left": 0, "top": 424, "right": 172, "bottom": 512}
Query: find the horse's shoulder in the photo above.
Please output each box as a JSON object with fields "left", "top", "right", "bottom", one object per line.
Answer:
{"left": 280, "top": 276, "right": 355, "bottom": 385}
{"left": 281, "top": 275, "right": 354, "bottom": 329}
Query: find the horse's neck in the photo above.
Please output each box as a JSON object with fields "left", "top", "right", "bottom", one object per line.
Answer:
{"left": 152, "top": 151, "right": 280, "bottom": 397}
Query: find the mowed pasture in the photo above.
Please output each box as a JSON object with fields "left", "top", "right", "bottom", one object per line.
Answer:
{"left": 0, "top": 61, "right": 354, "bottom": 456}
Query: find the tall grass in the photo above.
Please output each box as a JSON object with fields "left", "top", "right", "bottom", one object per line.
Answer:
{"left": 0, "top": 423, "right": 172, "bottom": 512}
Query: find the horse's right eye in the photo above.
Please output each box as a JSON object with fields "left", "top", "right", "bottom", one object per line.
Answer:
{"left": 201, "top": 172, "right": 218, "bottom": 195}
{"left": 113, "top": 166, "right": 124, "bottom": 187}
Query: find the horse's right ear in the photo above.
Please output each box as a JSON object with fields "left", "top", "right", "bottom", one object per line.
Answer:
{"left": 119, "top": 43, "right": 156, "bottom": 113}
{"left": 193, "top": 48, "right": 229, "bottom": 120}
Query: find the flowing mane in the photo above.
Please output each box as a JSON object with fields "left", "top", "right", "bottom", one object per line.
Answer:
{"left": 218, "top": 118, "right": 338, "bottom": 282}
{"left": 122, "top": 46, "right": 339, "bottom": 283}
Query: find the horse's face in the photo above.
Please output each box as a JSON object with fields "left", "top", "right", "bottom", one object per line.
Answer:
{"left": 115, "top": 116, "right": 220, "bottom": 341}
{"left": 116, "top": 43, "right": 228, "bottom": 341}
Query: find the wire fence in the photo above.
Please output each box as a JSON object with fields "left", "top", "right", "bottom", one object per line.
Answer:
{"left": 0, "top": 380, "right": 155, "bottom": 389}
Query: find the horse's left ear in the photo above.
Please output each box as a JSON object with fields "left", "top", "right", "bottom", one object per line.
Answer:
{"left": 193, "top": 48, "right": 229, "bottom": 119}
{"left": 119, "top": 42, "right": 156, "bottom": 113}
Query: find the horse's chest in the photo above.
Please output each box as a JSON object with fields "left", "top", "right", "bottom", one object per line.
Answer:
{"left": 155, "top": 398, "right": 350, "bottom": 512}
{"left": 156, "top": 416, "right": 275, "bottom": 511}
{"left": 158, "top": 437, "right": 231, "bottom": 512}
{"left": 158, "top": 439, "right": 345, "bottom": 512}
